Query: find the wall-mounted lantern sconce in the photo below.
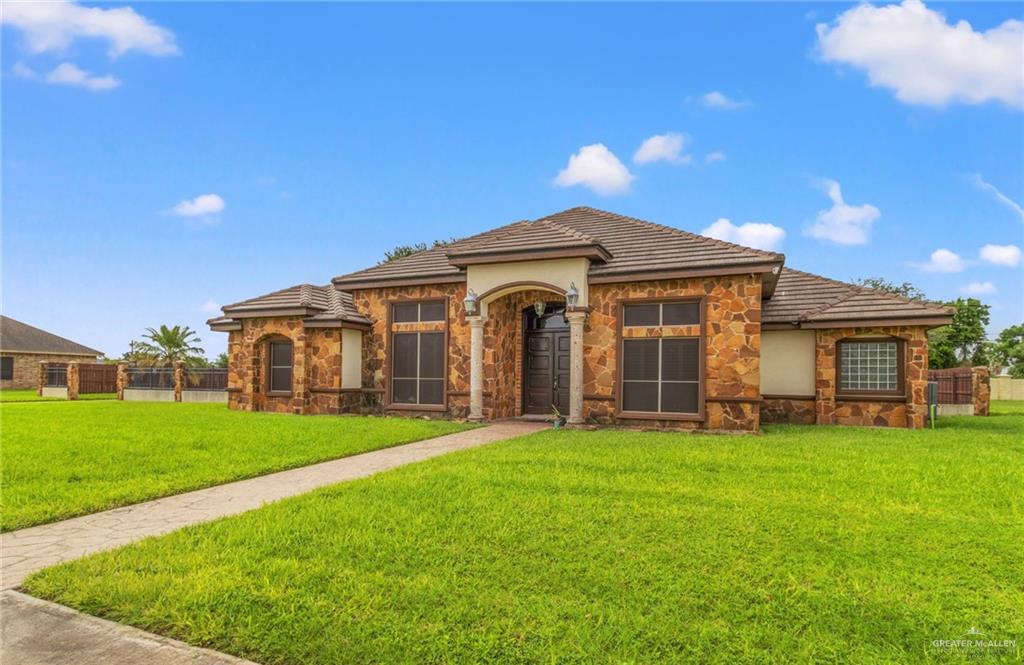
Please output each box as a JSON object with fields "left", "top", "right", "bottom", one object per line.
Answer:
{"left": 464, "top": 289, "right": 479, "bottom": 315}
{"left": 534, "top": 300, "right": 547, "bottom": 317}
{"left": 566, "top": 282, "right": 579, "bottom": 309}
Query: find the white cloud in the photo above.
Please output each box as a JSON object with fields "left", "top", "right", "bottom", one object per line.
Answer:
{"left": 173, "top": 193, "right": 226, "bottom": 217}
{"left": 701, "top": 218, "right": 786, "bottom": 251}
{"left": 913, "top": 248, "right": 967, "bottom": 273}
{"left": 816, "top": 0, "right": 1024, "bottom": 108}
{"left": 959, "top": 281, "right": 997, "bottom": 296}
{"left": 45, "top": 62, "right": 120, "bottom": 91}
{"left": 11, "top": 62, "right": 38, "bottom": 79}
{"left": 969, "top": 174, "right": 1024, "bottom": 222}
{"left": 705, "top": 151, "right": 727, "bottom": 164}
{"left": 633, "top": 133, "right": 692, "bottom": 165}
{"left": 700, "top": 91, "right": 748, "bottom": 110}
{"left": 806, "top": 179, "right": 880, "bottom": 245}
{"left": 1, "top": 0, "right": 178, "bottom": 57}
{"left": 554, "top": 144, "right": 634, "bottom": 196}
{"left": 979, "top": 243, "right": 1022, "bottom": 267}
{"left": 200, "top": 300, "right": 221, "bottom": 314}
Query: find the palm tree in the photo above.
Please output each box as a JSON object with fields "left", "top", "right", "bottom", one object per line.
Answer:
{"left": 139, "top": 325, "right": 206, "bottom": 367}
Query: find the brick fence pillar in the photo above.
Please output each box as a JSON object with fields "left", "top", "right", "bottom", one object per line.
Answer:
{"left": 173, "top": 361, "right": 184, "bottom": 402}
{"left": 67, "top": 362, "right": 80, "bottom": 400}
{"left": 116, "top": 362, "right": 128, "bottom": 400}
{"left": 972, "top": 366, "right": 990, "bottom": 416}
{"left": 37, "top": 361, "right": 47, "bottom": 396}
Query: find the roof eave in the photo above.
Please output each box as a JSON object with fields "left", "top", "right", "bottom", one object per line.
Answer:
{"left": 587, "top": 260, "right": 782, "bottom": 284}
{"left": 446, "top": 244, "right": 610, "bottom": 267}
{"left": 220, "top": 306, "right": 322, "bottom": 319}
{"left": 798, "top": 315, "right": 954, "bottom": 329}
{"left": 303, "top": 318, "right": 372, "bottom": 330}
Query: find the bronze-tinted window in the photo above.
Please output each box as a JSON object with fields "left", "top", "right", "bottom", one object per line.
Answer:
{"left": 268, "top": 341, "right": 293, "bottom": 393}
{"left": 391, "top": 331, "right": 444, "bottom": 405}
{"left": 0, "top": 356, "right": 12, "bottom": 381}
{"left": 624, "top": 301, "right": 700, "bottom": 327}
{"left": 392, "top": 301, "right": 445, "bottom": 324}
{"left": 838, "top": 340, "right": 902, "bottom": 394}
{"left": 622, "top": 337, "right": 700, "bottom": 414}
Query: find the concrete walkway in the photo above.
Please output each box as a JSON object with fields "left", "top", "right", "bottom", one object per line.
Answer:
{"left": 1, "top": 590, "right": 258, "bottom": 665}
{"left": 1, "top": 421, "right": 545, "bottom": 590}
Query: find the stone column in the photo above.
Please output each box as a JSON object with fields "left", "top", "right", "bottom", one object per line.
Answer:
{"left": 468, "top": 316, "right": 485, "bottom": 422}
{"left": 37, "top": 361, "right": 47, "bottom": 396}
{"left": 814, "top": 330, "right": 836, "bottom": 425}
{"left": 566, "top": 310, "right": 587, "bottom": 425}
{"left": 173, "top": 361, "right": 184, "bottom": 402}
{"left": 66, "top": 362, "right": 79, "bottom": 400}
{"left": 116, "top": 362, "right": 128, "bottom": 400}
{"left": 972, "top": 366, "right": 990, "bottom": 417}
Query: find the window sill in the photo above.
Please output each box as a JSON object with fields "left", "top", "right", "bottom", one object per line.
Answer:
{"left": 386, "top": 403, "right": 446, "bottom": 412}
{"left": 835, "top": 394, "right": 906, "bottom": 403}
{"left": 266, "top": 391, "right": 293, "bottom": 398}
{"left": 617, "top": 410, "right": 704, "bottom": 422}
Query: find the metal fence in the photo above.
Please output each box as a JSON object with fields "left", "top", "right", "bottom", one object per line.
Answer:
{"left": 927, "top": 368, "right": 973, "bottom": 405}
{"left": 183, "top": 368, "right": 228, "bottom": 391}
{"left": 44, "top": 364, "right": 68, "bottom": 387}
{"left": 125, "top": 367, "right": 175, "bottom": 390}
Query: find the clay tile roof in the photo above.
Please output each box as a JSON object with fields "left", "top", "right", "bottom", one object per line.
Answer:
{"left": 332, "top": 206, "right": 783, "bottom": 286}
{"left": 0, "top": 316, "right": 102, "bottom": 356}
{"left": 763, "top": 268, "right": 953, "bottom": 325}
{"left": 214, "top": 284, "right": 370, "bottom": 326}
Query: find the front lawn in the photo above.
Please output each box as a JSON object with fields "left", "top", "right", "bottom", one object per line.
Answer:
{"left": 26, "top": 404, "right": 1023, "bottom": 663}
{"left": 0, "top": 401, "right": 470, "bottom": 531}
{"left": 0, "top": 390, "right": 116, "bottom": 402}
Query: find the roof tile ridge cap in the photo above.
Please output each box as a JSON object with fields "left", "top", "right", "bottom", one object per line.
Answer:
{"left": 798, "top": 288, "right": 863, "bottom": 322}
{"left": 784, "top": 267, "right": 950, "bottom": 312}
{"left": 573, "top": 207, "right": 784, "bottom": 260}
{"left": 298, "top": 284, "right": 315, "bottom": 307}
{"left": 222, "top": 283, "right": 307, "bottom": 310}
{"left": 535, "top": 217, "right": 600, "bottom": 245}
{"left": 445, "top": 220, "right": 532, "bottom": 254}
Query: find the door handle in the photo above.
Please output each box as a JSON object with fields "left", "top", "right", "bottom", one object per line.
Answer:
{"left": 553, "top": 377, "right": 559, "bottom": 391}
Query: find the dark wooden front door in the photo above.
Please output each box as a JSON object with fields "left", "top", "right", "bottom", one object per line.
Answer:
{"left": 524, "top": 330, "right": 571, "bottom": 415}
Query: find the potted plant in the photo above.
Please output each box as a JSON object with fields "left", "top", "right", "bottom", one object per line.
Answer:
{"left": 551, "top": 405, "right": 566, "bottom": 429}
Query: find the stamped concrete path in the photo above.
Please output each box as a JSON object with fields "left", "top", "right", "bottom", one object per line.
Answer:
{"left": 1, "top": 421, "right": 545, "bottom": 664}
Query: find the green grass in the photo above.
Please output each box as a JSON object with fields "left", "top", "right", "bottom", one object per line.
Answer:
{"left": 25, "top": 404, "right": 1023, "bottom": 663}
{"left": 0, "top": 389, "right": 116, "bottom": 402}
{"left": 0, "top": 401, "right": 470, "bottom": 531}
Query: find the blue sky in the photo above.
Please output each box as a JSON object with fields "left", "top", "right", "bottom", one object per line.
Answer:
{"left": 3, "top": 1, "right": 1022, "bottom": 359}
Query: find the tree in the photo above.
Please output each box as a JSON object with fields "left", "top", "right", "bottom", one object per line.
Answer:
{"left": 991, "top": 323, "right": 1024, "bottom": 377}
{"left": 381, "top": 238, "right": 457, "bottom": 264}
{"left": 213, "top": 352, "right": 229, "bottom": 368}
{"left": 928, "top": 298, "right": 990, "bottom": 368}
{"left": 137, "top": 325, "right": 206, "bottom": 367}
{"left": 853, "top": 277, "right": 928, "bottom": 301}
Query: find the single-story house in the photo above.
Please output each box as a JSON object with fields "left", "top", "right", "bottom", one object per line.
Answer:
{"left": 0, "top": 316, "right": 103, "bottom": 389}
{"left": 209, "top": 207, "right": 953, "bottom": 431}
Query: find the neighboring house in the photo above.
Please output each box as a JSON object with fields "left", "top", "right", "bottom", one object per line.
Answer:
{"left": 0, "top": 316, "right": 103, "bottom": 389}
{"left": 209, "top": 207, "right": 952, "bottom": 430}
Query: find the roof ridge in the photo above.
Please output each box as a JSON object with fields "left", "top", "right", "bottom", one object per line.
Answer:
{"left": 547, "top": 206, "right": 784, "bottom": 261}
{"left": 446, "top": 219, "right": 532, "bottom": 253}
{"left": 535, "top": 217, "right": 600, "bottom": 245}
{"left": 798, "top": 288, "right": 862, "bottom": 321}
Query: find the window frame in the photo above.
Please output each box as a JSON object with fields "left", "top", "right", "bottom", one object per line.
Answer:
{"left": 386, "top": 298, "right": 449, "bottom": 412}
{"left": 265, "top": 337, "right": 294, "bottom": 396}
{"left": 0, "top": 356, "right": 13, "bottom": 381}
{"left": 835, "top": 336, "right": 905, "bottom": 399}
{"left": 616, "top": 297, "right": 706, "bottom": 422}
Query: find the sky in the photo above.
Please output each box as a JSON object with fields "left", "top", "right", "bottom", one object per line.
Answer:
{"left": 2, "top": 1, "right": 1022, "bottom": 359}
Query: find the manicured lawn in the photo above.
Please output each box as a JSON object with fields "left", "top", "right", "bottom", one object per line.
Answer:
{"left": 0, "top": 401, "right": 470, "bottom": 531}
{"left": 26, "top": 404, "right": 1023, "bottom": 663}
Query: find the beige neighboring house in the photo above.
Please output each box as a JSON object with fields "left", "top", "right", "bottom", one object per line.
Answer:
{"left": 0, "top": 316, "right": 103, "bottom": 389}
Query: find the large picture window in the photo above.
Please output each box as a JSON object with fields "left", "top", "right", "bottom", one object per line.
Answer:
{"left": 268, "top": 340, "right": 293, "bottom": 393}
{"left": 838, "top": 339, "right": 903, "bottom": 395}
{"left": 391, "top": 332, "right": 444, "bottom": 405}
{"left": 621, "top": 338, "right": 700, "bottom": 414}
{"left": 1, "top": 356, "right": 12, "bottom": 381}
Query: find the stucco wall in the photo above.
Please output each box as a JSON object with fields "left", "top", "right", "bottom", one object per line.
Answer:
{"left": 1, "top": 352, "right": 98, "bottom": 390}
{"left": 761, "top": 330, "right": 815, "bottom": 397}
{"left": 468, "top": 258, "right": 589, "bottom": 313}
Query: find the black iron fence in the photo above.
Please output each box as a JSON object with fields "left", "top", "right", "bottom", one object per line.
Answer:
{"left": 125, "top": 367, "right": 175, "bottom": 390}
{"left": 183, "top": 368, "right": 228, "bottom": 391}
{"left": 44, "top": 364, "right": 68, "bottom": 387}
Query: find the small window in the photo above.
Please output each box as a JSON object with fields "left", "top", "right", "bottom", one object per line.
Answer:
{"left": 268, "top": 341, "right": 293, "bottom": 393}
{"left": 838, "top": 340, "right": 902, "bottom": 394}
{"left": 623, "top": 301, "right": 700, "bottom": 327}
{"left": 0, "top": 356, "right": 13, "bottom": 381}
{"left": 392, "top": 301, "right": 445, "bottom": 323}
{"left": 391, "top": 331, "right": 444, "bottom": 405}
{"left": 621, "top": 337, "right": 700, "bottom": 414}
